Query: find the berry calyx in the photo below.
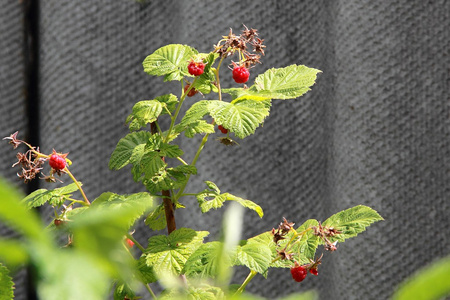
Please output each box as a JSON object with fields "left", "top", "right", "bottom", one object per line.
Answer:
{"left": 187, "top": 60, "right": 205, "bottom": 76}
{"left": 125, "top": 238, "right": 134, "bottom": 248}
{"left": 290, "top": 264, "right": 307, "bottom": 282}
{"left": 218, "top": 125, "right": 228, "bottom": 134}
{"left": 232, "top": 65, "right": 250, "bottom": 84}
{"left": 49, "top": 153, "right": 66, "bottom": 170}
{"left": 184, "top": 84, "right": 198, "bottom": 97}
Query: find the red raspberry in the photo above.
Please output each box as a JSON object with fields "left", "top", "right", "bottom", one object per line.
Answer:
{"left": 218, "top": 125, "right": 228, "bottom": 134}
{"left": 309, "top": 267, "right": 319, "bottom": 276}
{"left": 125, "top": 238, "right": 134, "bottom": 248}
{"left": 49, "top": 153, "right": 66, "bottom": 170}
{"left": 232, "top": 65, "right": 250, "bottom": 84}
{"left": 187, "top": 61, "right": 205, "bottom": 76}
{"left": 290, "top": 265, "right": 307, "bottom": 282}
{"left": 184, "top": 84, "right": 198, "bottom": 97}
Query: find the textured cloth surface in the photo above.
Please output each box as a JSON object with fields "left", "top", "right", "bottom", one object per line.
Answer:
{"left": 1, "top": 1, "right": 449, "bottom": 299}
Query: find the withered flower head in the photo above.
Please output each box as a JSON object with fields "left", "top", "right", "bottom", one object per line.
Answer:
{"left": 279, "top": 217, "right": 295, "bottom": 234}
{"left": 3, "top": 131, "right": 22, "bottom": 149}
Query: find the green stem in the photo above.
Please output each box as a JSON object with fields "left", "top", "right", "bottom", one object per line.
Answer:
{"left": 234, "top": 270, "right": 257, "bottom": 295}
{"left": 145, "top": 283, "right": 157, "bottom": 300}
{"left": 213, "top": 56, "right": 226, "bottom": 101}
{"left": 65, "top": 168, "right": 90, "bottom": 205}
{"left": 174, "top": 57, "right": 225, "bottom": 201}
{"left": 126, "top": 233, "right": 146, "bottom": 253}
{"left": 164, "top": 78, "right": 197, "bottom": 143}
{"left": 176, "top": 156, "right": 189, "bottom": 165}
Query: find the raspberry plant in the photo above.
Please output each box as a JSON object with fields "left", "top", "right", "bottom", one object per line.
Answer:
{"left": 0, "top": 27, "right": 383, "bottom": 300}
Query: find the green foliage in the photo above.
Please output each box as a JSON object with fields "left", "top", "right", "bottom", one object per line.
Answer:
{"left": 196, "top": 181, "right": 263, "bottom": 217}
{"left": 322, "top": 205, "right": 384, "bottom": 243}
{"left": 392, "top": 255, "right": 450, "bottom": 300}
{"left": 2, "top": 33, "right": 385, "bottom": 299}
{"left": 183, "top": 241, "right": 233, "bottom": 278}
{"left": 144, "top": 228, "right": 209, "bottom": 277}
{"left": 0, "top": 263, "right": 14, "bottom": 300}
{"left": 252, "top": 64, "right": 321, "bottom": 99}
{"left": 109, "top": 130, "right": 152, "bottom": 171}
{"left": 22, "top": 182, "right": 82, "bottom": 208}
{"left": 143, "top": 44, "right": 198, "bottom": 81}
{"left": 234, "top": 240, "right": 272, "bottom": 276}
{"left": 126, "top": 94, "right": 178, "bottom": 131}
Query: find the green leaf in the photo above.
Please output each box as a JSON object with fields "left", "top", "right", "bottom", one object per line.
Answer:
{"left": 21, "top": 182, "right": 81, "bottom": 208}
{"left": 175, "top": 120, "right": 215, "bottom": 138}
{"left": 37, "top": 250, "right": 111, "bottom": 300}
{"left": 144, "top": 204, "right": 167, "bottom": 231}
{"left": 234, "top": 240, "right": 272, "bottom": 276}
{"left": 109, "top": 131, "right": 152, "bottom": 170}
{"left": 113, "top": 282, "right": 136, "bottom": 300}
{"left": 183, "top": 241, "right": 234, "bottom": 278}
{"left": 179, "top": 100, "right": 210, "bottom": 127}
{"left": 143, "top": 44, "right": 198, "bottom": 81}
{"left": 295, "top": 219, "right": 320, "bottom": 264}
{"left": 127, "top": 100, "right": 163, "bottom": 131}
{"left": 137, "top": 255, "right": 158, "bottom": 284}
{"left": 322, "top": 205, "right": 383, "bottom": 242}
{"left": 196, "top": 182, "right": 263, "bottom": 217}
{"left": 159, "top": 284, "right": 226, "bottom": 300}
{"left": 159, "top": 142, "right": 184, "bottom": 158}
{"left": 223, "top": 193, "right": 263, "bottom": 218}
{"left": 155, "top": 93, "right": 179, "bottom": 115}
{"left": 138, "top": 151, "right": 166, "bottom": 182}
{"left": 253, "top": 64, "right": 321, "bottom": 100}
{"left": 208, "top": 99, "right": 270, "bottom": 139}
{"left": 143, "top": 165, "right": 193, "bottom": 194}
{"left": 0, "top": 239, "right": 29, "bottom": 268}
{"left": 0, "top": 263, "right": 14, "bottom": 299}
{"left": 90, "top": 192, "right": 154, "bottom": 228}
{"left": 392, "top": 255, "right": 450, "bottom": 300}
{"left": 0, "top": 178, "right": 48, "bottom": 243}
{"left": 144, "top": 228, "right": 209, "bottom": 277}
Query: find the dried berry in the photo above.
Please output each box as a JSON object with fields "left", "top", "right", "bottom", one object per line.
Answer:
{"left": 187, "top": 61, "right": 205, "bottom": 76}
{"left": 49, "top": 153, "right": 66, "bottom": 170}
{"left": 232, "top": 65, "right": 250, "bottom": 84}
{"left": 290, "top": 265, "right": 307, "bottom": 282}
{"left": 184, "top": 84, "right": 198, "bottom": 97}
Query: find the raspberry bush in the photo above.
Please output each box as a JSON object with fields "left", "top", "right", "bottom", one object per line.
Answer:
{"left": 0, "top": 26, "right": 383, "bottom": 300}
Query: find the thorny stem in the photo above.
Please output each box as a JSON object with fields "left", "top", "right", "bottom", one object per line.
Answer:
{"left": 65, "top": 167, "right": 90, "bottom": 205}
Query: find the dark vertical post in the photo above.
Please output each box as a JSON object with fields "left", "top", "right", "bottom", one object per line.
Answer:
{"left": 23, "top": 0, "right": 40, "bottom": 299}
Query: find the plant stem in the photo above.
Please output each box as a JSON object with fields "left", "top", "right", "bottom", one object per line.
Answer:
{"left": 234, "top": 270, "right": 257, "bottom": 295}
{"left": 126, "top": 233, "right": 146, "bottom": 253}
{"left": 145, "top": 284, "right": 157, "bottom": 300}
{"left": 164, "top": 78, "right": 197, "bottom": 143}
{"left": 213, "top": 56, "right": 226, "bottom": 101}
{"left": 162, "top": 190, "right": 176, "bottom": 234}
{"left": 64, "top": 168, "right": 90, "bottom": 205}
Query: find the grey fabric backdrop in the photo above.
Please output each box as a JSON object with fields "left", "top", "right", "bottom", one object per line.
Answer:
{"left": 1, "top": 1, "right": 449, "bottom": 299}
